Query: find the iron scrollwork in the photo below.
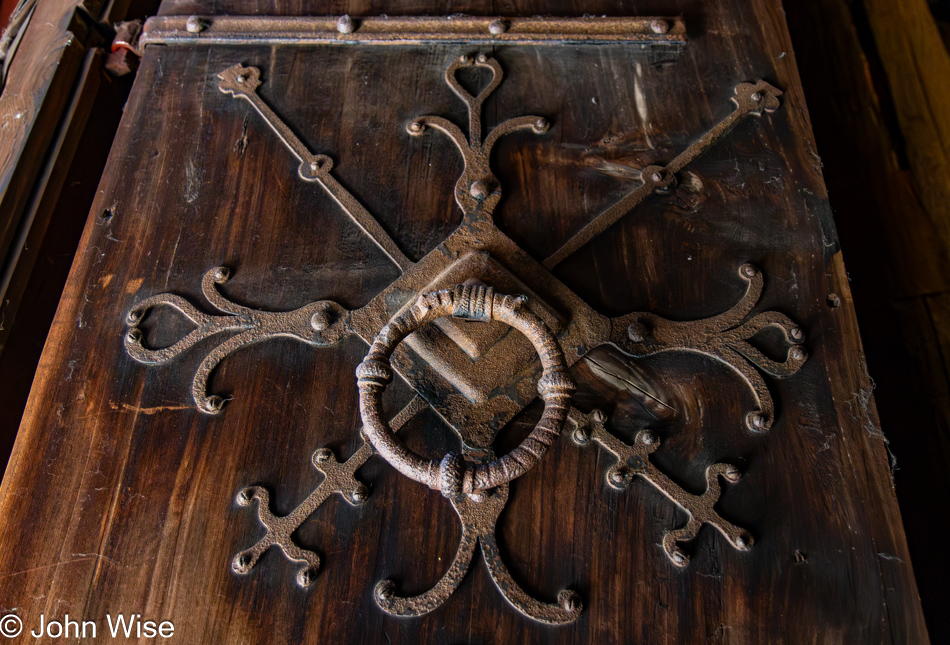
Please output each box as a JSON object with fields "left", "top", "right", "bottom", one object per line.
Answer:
{"left": 124, "top": 48, "right": 807, "bottom": 625}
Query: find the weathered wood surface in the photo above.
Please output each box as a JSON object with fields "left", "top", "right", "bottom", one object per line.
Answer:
{"left": 784, "top": 0, "right": 950, "bottom": 639}
{"left": 0, "top": 0, "right": 159, "bottom": 468}
{"left": 0, "top": 0, "right": 100, "bottom": 272}
{"left": 0, "top": 49, "right": 134, "bottom": 490}
{"left": 0, "top": 0, "right": 927, "bottom": 643}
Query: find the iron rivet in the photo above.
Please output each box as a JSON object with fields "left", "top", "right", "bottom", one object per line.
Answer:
{"left": 205, "top": 395, "right": 224, "bottom": 412}
{"left": 559, "top": 591, "right": 581, "bottom": 612}
{"left": 650, "top": 19, "right": 669, "bottom": 34}
{"left": 789, "top": 346, "right": 805, "bottom": 361}
{"left": 126, "top": 328, "right": 142, "bottom": 343}
{"left": 671, "top": 550, "right": 687, "bottom": 565}
{"left": 742, "top": 264, "right": 758, "bottom": 278}
{"left": 377, "top": 582, "right": 394, "bottom": 600}
{"left": 735, "top": 533, "right": 750, "bottom": 549}
{"left": 126, "top": 309, "right": 143, "bottom": 324}
{"left": 724, "top": 465, "right": 741, "bottom": 482}
{"left": 459, "top": 55, "right": 471, "bottom": 64}
{"left": 236, "top": 75, "right": 246, "bottom": 84}
{"left": 746, "top": 411, "right": 768, "bottom": 431}
{"left": 750, "top": 92, "right": 762, "bottom": 103}
{"left": 572, "top": 427, "right": 589, "bottom": 445}
{"left": 467, "top": 490, "right": 486, "bottom": 503}
{"left": 236, "top": 489, "right": 252, "bottom": 505}
{"left": 213, "top": 267, "right": 230, "bottom": 282}
{"left": 489, "top": 18, "right": 507, "bottom": 35}
{"left": 476, "top": 53, "right": 488, "bottom": 63}
{"left": 235, "top": 555, "right": 249, "bottom": 570}
{"left": 186, "top": 15, "right": 205, "bottom": 33}
{"left": 640, "top": 431, "right": 658, "bottom": 446}
{"left": 789, "top": 326, "right": 804, "bottom": 341}
{"left": 314, "top": 448, "right": 333, "bottom": 463}
{"left": 351, "top": 485, "right": 369, "bottom": 504}
{"left": 591, "top": 409, "right": 606, "bottom": 423}
{"left": 651, "top": 171, "right": 663, "bottom": 182}
{"left": 534, "top": 117, "right": 549, "bottom": 132}
{"left": 337, "top": 15, "right": 355, "bottom": 34}
{"left": 608, "top": 466, "right": 629, "bottom": 487}
{"left": 408, "top": 121, "right": 423, "bottom": 133}
{"left": 310, "top": 310, "right": 330, "bottom": 331}
{"left": 627, "top": 321, "right": 650, "bottom": 342}
{"left": 470, "top": 179, "right": 490, "bottom": 200}
{"left": 298, "top": 570, "right": 314, "bottom": 586}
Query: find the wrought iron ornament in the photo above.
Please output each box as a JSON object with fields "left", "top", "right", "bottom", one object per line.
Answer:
{"left": 137, "top": 14, "right": 689, "bottom": 51}
{"left": 125, "top": 51, "right": 806, "bottom": 625}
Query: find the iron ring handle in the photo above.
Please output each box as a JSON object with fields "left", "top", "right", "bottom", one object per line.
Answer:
{"left": 356, "top": 285, "right": 575, "bottom": 499}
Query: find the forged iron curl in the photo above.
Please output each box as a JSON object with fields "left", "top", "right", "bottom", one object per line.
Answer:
{"left": 612, "top": 263, "right": 807, "bottom": 432}
{"left": 373, "top": 451, "right": 582, "bottom": 624}
{"left": 124, "top": 266, "right": 346, "bottom": 413}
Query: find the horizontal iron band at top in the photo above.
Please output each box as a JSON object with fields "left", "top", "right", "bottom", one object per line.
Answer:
{"left": 139, "top": 15, "right": 688, "bottom": 49}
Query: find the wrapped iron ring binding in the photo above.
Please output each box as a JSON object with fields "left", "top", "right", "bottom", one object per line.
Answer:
{"left": 356, "top": 284, "right": 575, "bottom": 499}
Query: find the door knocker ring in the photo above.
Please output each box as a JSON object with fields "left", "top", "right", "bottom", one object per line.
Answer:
{"left": 356, "top": 284, "right": 575, "bottom": 499}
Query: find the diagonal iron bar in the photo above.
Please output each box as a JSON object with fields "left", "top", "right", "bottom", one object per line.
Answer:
{"left": 218, "top": 64, "right": 412, "bottom": 271}
{"left": 543, "top": 81, "right": 782, "bottom": 269}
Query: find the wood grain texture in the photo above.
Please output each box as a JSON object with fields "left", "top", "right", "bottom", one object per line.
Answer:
{"left": 0, "top": 49, "right": 134, "bottom": 491}
{"left": 0, "top": 9, "right": 86, "bottom": 268}
{"left": 864, "top": 0, "right": 950, "bottom": 254}
{"left": 0, "top": 0, "right": 159, "bottom": 448}
{"left": 783, "top": 0, "right": 950, "bottom": 639}
{"left": 0, "top": 0, "right": 117, "bottom": 264}
{"left": 0, "top": 0, "right": 927, "bottom": 643}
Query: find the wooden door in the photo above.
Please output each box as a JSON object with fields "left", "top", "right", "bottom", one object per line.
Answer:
{"left": 0, "top": 1, "right": 929, "bottom": 643}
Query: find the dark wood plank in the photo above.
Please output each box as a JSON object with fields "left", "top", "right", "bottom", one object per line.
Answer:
{"left": 0, "top": 0, "right": 927, "bottom": 642}
{"left": 0, "top": 49, "right": 135, "bottom": 476}
{"left": 864, "top": 0, "right": 950, "bottom": 257}
{"left": 0, "top": 7, "right": 87, "bottom": 267}
{"left": 783, "top": 0, "right": 950, "bottom": 638}
{"left": 0, "top": 0, "right": 159, "bottom": 469}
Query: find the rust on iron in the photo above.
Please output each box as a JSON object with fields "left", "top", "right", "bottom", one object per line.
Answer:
{"left": 611, "top": 263, "right": 807, "bottom": 432}
{"left": 125, "top": 265, "right": 347, "bottom": 414}
{"left": 374, "top": 448, "right": 582, "bottom": 624}
{"left": 357, "top": 286, "right": 574, "bottom": 496}
{"left": 217, "top": 64, "right": 412, "bottom": 271}
{"left": 232, "top": 396, "right": 428, "bottom": 587}
{"left": 543, "top": 81, "right": 783, "bottom": 269}
{"left": 124, "top": 53, "right": 808, "bottom": 623}
{"left": 407, "top": 53, "right": 550, "bottom": 217}
{"left": 569, "top": 408, "right": 753, "bottom": 567}
{"left": 138, "top": 15, "right": 688, "bottom": 52}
